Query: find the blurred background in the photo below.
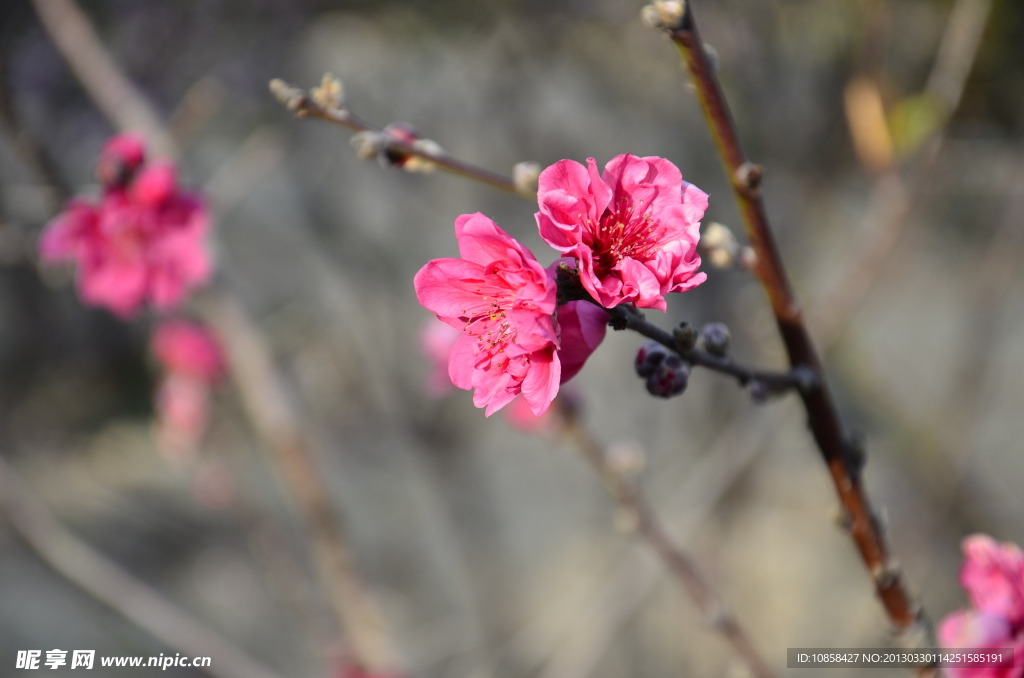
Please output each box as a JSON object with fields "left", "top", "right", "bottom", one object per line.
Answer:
{"left": 0, "top": 0, "right": 1022, "bottom": 676}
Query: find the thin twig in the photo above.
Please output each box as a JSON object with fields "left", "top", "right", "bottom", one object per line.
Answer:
{"left": 658, "top": 0, "right": 931, "bottom": 652}
{"left": 196, "top": 288, "right": 401, "bottom": 673}
{"left": 27, "top": 1, "right": 403, "bottom": 671}
{"left": 0, "top": 456, "right": 286, "bottom": 678}
{"left": 269, "top": 78, "right": 529, "bottom": 198}
{"left": 29, "top": 0, "right": 177, "bottom": 158}
{"left": 606, "top": 303, "right": 812, "bottom": 395}
{"left": 554, "top": 265, "right": 812, "bottom": 395}
{"left": 557, "top": 402, "right": 777, "bottom": 678}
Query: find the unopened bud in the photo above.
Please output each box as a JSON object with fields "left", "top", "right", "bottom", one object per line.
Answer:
{"left": 703, "top": 43, "right": 720, "bottom": 74}
{"left": 739, "top": 246, "right": 757, "bottom": 273}
{"left": 513, "top": 161, "right": 541, "bottom": 195}
{"left": 699, "top": 221, "right": 739, "bottom": 269}
{"left": 673, "top": 322, "right": 698, "bottom": 352}
{"left": 700, "top": 322, "right": 730, "bottom": 355}
{"left": 747, "top": 379, "right": 770, "bottom": 403}
{"left": 646, "top": 354, "right": 690, "bottom": 398}
{"left": 635, "top": 340, "right": 668, "bottom": 378}
{"left": 350, "top": 131, "right": 385, "bottom": 160}
{"left": 606, "top": 441, "right": 647, "bottom": 478}
{"left": 268, "top": 79, "right": 306, "bottom": 112}
{"left": 381, "top": 123, "right": 440, "bottom": 173}
{"left": 641, "top": 0, "right": 686, "bottom": 31}
{"left": 310, "top": 72, "right": 344, "bottom": 110}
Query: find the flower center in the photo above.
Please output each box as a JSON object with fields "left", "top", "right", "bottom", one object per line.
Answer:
{"left": 586, "top": 197, "right": 659, "bottom": 276}
{"left": 459, "top": 284, "right": 516, "bottom": 355}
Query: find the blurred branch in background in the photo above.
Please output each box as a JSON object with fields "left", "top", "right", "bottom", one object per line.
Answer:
{"left": 814, "top": 0, "right": 992, "bottom": 347}
{"left": 29, "top": 0, "right": 176, "bottom": 158}
{"left": 0, "top": 456, "right": 285, "bottom": 678}
{"left": 0, "top": 56, "right": 69, "bottom": 215}
{"left": 526, "top": 409, "right": 776, "bottom": 678}
{"left": 555, "top": 400, "right": 776, "bottom": 678}
{"left": 23, "top": 0, "right": 405, "bottom": 672}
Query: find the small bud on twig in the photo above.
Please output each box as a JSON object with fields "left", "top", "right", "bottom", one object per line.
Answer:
{"left": 380, "top": 122, "right": 441, "bottom": 173}
{"left": 513, "top": 161, "right": 541, "bottom": 195}
{"left": 646, "top": 354, "right": 690, "bottom": 398}
{"left": 635, "top": 340, "right": 669, "bottom": 378}
{"left": 606, "top": 441, "right": 647, "bottom": 479}
{"left": 310, "top": 73, "right": 345, "bottom": 111}
{"left": 700, "top": 322, "right": 730, "bottom": 356}
{"left": 350, "top": 131, "right": 385, "bottom": 159}
{"left": 699, "top": 221, "right": 740, "bottom": 269}
{"left": 673, "top": 322, "right": 699, "bottom": 352}
{"left": 641, "top": 0, "right": 686, "bottom": 31}
{"left": 268, "top": 79, "right": 307, "bottom": 112}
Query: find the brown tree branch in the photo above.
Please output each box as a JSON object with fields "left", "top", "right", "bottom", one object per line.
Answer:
{"left": 651, "top": 0, "right": 931, "bottom": 653}
{"left": 269, "top": 78, "right": 530, "bottom": 198}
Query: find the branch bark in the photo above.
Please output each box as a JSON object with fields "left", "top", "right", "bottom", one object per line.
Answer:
{"left": 661, "top": 0, "right": 930, "bottom": 651}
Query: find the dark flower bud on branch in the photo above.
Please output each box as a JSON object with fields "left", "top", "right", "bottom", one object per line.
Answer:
{"left": 635, "top": 340, "right": 669, "bottom": 378}
{"left": 700, "top": 322, "right": 730, "bottom": 356}
{"left": 646, "top": 354, "right": 690, "bottom": 398}
{"left": 672, "top": 321, "right": 699, "bottom": 352}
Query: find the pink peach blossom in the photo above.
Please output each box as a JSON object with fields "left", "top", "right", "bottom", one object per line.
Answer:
{"left": 152, "top": 319, "right": 226, "bottom": 381}
{"left": 938, "top": 535, "right": 1024, "bottom": 678}
{"left": 502, "top": 392, "right": 556, "bottom": 433}
{"left": 556, "top": 300, "right": 608, "bottom": 383}
{"left": 535, "top": 154, "right": 707, "bottom": 311}
{"left": 415, "top": 213, "right": 560, "bottom": 416}
{"left": 151, "top": 320, "right": 225, "bottom": 458}
{"left": 938, "top": 611, "right": 1023, "bottom": 678}
{"left": 961, "top": 535, "right": 1024, "bottom": 626}
{"left": 39, "top": 136, "right": 211, "bottom": 318}
{"left": 419, "top": 319, "right": 462, "bottom": 396}
{"left": 97, "top": 133, "right": 145, "bottom": 189}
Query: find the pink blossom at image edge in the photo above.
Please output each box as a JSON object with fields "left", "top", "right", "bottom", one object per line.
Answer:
{"left": 938, "top": 535, "right": 1024, "bottom": 678}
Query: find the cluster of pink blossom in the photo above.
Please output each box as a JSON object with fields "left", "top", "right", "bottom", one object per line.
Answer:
{"left": 39, "top": 133, "right": 211, "bottom": 318}
{"left": 415, "top": 154, "right": 707, "bottom": 417}
{"left": 41, "top": 134, "right": 224, "bottom": 454}
{"left": 939, "top": 534, "right": 1024, "bottom": 678}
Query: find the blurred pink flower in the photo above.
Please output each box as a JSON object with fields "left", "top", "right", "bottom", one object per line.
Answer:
{"left": 151, "top": 320, "right": 225, "bottom": 459}
{"left": 415, "top": 213, "right": 560, "bottom": 417}
{"left": 39, "top": 135, "right": 211, "bottom": 318}
{"left": 939, "top": 535, "right": 1024, "bottom": 678}
{"left": 535, "top": 154, "right": 707, "bottom": 311}
{"left": 97, "top": 133, "right": 145, "bottom": 189}
{"left": 418, "top": 319, "right": 462, "bottom": 396}
{"left": 502, "top": 392, "right": 556, "bottom": 433}
{"left": 961, "top": 535, "right": 1024, "bottom": 626}
{"left": 152, "top": 319, "right": 226, "bottom": 381}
